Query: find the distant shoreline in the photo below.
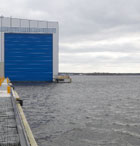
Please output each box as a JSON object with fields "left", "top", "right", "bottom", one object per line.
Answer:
{"left": 59, "top": 73, "right": 140, "bottom": 76}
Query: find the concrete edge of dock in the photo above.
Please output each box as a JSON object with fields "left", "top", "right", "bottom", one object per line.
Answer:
{"left": 11, "top": 84, "right": 38, "bottom": 146}
{"left": 11, "top": 88, "right": 38, "bottom": 146}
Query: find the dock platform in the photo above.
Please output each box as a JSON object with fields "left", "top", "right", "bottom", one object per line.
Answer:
{"left": 0, "top": 78, "right": 38, "bottom": 146}
{"left": 54, "top": 75, "right": 72, "bottom": 83}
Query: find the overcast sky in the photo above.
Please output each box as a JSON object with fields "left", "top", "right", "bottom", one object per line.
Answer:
{"left": 1, "top": 0, "right": 140, "bottom": 73}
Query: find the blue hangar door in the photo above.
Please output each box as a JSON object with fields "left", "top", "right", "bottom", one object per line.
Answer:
{"left": 5, "top": 33, "right": 53, "bottom": 81}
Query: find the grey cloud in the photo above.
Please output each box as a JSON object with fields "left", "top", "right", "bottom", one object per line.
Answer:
{"left": 60, "top": 43, "right": 140, "bottom": 54}
{"left": 59, "top": 53, "right": 140, "bottom": 69}
{"left": 60, "top": 54, "right": 119, "bottom": 65}
{"left": 1, "top": 0, "right": 140, "bottom": 72}
{"left": 113, "top": 55, "right": 140, "bottom": 64}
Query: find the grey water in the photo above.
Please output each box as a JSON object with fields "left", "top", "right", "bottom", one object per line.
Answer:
{"left": 13, "top": 75, "right": 140, "bottom": 146}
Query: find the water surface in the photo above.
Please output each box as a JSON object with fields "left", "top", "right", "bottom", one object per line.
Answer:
{"left": 14, "top": 75, "right": 140, "bottom": 146}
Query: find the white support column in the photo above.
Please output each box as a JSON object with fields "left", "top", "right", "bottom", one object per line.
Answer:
{"left": 0, "top": 17, "right": 1, "bottom": 62}
{"left": 0, "top": 16, "right": 4, "bottom": 77}
{"left": 52, "top": 22, "right": 59, "bottom": 77}
{"left": 2, "top": 32, "right": 4, "bottom": 62}
{"left": 0, "top": 32, "right": 4, "bottom": 77}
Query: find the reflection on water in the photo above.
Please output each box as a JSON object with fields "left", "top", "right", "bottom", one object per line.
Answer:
{"left": 13, "top": 75, "right": 140, "bottom": 146}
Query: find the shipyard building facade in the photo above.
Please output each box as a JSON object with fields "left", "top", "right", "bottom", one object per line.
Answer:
{"left": 0, "top": 17, "right": 59, "bottom": 81}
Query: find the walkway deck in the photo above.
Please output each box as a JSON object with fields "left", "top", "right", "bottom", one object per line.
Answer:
{"left": 0, "top": 78, "right": 38, "bottom": 146}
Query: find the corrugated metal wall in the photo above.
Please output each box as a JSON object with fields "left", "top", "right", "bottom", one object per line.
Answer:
{"left": 5, "top": 33, "right": 53, "bottom": 81}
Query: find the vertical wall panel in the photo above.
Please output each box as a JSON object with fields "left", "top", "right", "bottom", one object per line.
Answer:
{"left": 5, "top": 33, "right": 53, "bottom": 81}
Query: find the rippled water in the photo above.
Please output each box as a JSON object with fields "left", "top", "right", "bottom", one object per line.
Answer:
{"left": 13, "top": 75, "right": 140, "bottom": 146}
